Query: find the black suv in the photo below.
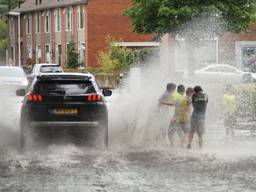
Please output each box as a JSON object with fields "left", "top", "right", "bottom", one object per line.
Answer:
{"left": 16, "top": 73, "right": 112, "bottom": 148}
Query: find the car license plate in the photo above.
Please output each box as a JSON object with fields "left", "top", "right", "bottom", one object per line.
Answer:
{"left": 53, "top": 108, "right": 78, "bottom": 115}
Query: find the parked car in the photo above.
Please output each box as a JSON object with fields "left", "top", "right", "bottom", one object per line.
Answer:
{"left": 16, "top": 73, "right": 112, "bottom": 148}
{"left": 183, "top": 64, "right": 255, "bottom": 83}
{"left": 0, "top": 66, "right": 28, "bottom": 95}
{"left": 27, "top": 63, "right": 63, "bottom": 82}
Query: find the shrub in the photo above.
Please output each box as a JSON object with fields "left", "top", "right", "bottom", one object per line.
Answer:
{"left": 98, "top": 35, "right": 155, "bottom": 73}
{"left": 66, "top": 40, "right": 79, "bottom": 69}
{"left": 234, "top": 83, "right": 256, "bottom": 120}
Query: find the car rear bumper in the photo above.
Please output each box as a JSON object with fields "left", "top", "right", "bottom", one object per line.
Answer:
{"left": 30, "top": 121, "right": 100, "bottom": 127}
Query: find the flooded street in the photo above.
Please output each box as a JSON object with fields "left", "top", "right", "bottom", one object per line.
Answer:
{"left": 1, "top": 122, "right": 256, "bottom": 192}
{"left": 1, "top": 86, "right": 256, "bottom": 191}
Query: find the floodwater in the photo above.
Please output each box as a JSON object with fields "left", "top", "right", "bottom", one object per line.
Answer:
{"left": 1, "top": 116, "right": 256, "bottom": 191}
{"left": 1, "top": 76, "right": 256, "bottom": 191}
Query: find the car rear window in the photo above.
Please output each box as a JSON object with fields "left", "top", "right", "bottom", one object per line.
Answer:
{"left": 36, "top": 81, "right": 96, "bottom": 95}
{"left": 40, "top": 66, "right": 63, "bottom": 73}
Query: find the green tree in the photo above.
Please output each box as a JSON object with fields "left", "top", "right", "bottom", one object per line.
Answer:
{"left": 0, "top": 0, "right": 23, "bottom": 61}
{"left": 125, "top": 0, "right": 256, "bottom": 76}
{"left": 66, "top": 40, "right": 79, "bottom": 69}
{"left": 0, "top": 19, "right": 7, "bottom": 48}
{"left": 0, "top": 0, "right": 23, "bottom": 15}
{"left": 98, "top": 36, "right": 136, "bottom": 73}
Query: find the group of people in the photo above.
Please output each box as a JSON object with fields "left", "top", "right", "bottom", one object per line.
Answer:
{"left": 159, "top": 83, "right": 208, "bottom": 149}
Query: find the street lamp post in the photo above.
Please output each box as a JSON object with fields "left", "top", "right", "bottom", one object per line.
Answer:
{"left": 8, "top": 11, "right": 21, "bottom": 67}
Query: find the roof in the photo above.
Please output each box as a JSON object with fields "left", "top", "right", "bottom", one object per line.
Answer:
{"left": 10, "top": 0, "right": 87, "bottom": 14}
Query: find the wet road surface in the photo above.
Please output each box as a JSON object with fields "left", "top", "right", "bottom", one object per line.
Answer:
{"left": 1, "top": 128, "right": 256, "bottom": 192}
{"left": 1, "top": 95, "right": 256, "bottom": 191}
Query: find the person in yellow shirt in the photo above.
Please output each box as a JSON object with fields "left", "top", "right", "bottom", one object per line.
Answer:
{"left": 167, "top": 84, "right": 186, "bottom": 147}
{"left": 177, "top": 87, "right": 194, "bottom": 142}
{"left": 223, "top": 84, "right": 237, "bottom": 135}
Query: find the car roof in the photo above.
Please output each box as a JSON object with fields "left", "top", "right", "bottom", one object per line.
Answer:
{"left": 203, "top": 64, "right": 238, "bottom": 68}
{"left": 199, "top": 64, "right": 240, "bottom": 71}
{"left": 36, "top": 73, "right": 95, "bottom": 81}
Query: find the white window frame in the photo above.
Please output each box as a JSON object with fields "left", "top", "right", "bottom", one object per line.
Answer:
{"left": 78, "top": 5, "right": 84, "bottom": 30}
{"left": 27, "top": 44, "right": 32, "bottom": 58}
{"left": 45, "top": 12, "right": 50, "bottom": 33}
{"left": 45, "top": 44, "right": 51, "bottom": 63}
{"left": 9, "top": 17, "right": 15, "bottom": 36}
{"left": 56, "top": 43, "right": 62, "bottom": 65}
{"left": 10, "top": 46, "right": 15, "bottom": 65}
{"left": 36, "top": 45, "right": 41, "bottom": 63}
{"left": 26, "top": 15, "right": 31, "bottom": 34}
{"left": 66, "top": 7, "right": 73, "bottom": 31}
{"left": 35, "top": 12, "right": 41, "bottom": 34}
{"left": 55, "top": 9, "right": 61, "bottom": 32}
{"left": 78, "top": 42, "right": 85, "bottom": 64}
{"left": 66, "top": 42, "right": 71, "bottom": 60}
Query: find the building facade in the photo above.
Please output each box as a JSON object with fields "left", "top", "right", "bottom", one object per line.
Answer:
{"left": 160, "top": 24, "right": 256, "bottom": 73}
{"left": 8, "top": 0, "right": 154, "bottom": 67}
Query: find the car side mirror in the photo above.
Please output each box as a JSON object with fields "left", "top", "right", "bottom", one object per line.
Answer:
{"left": 102, "top": 89, "right": 112, "bottom": 97}
{"left": 16, "top": 89, "right": 26, "bottom": 97}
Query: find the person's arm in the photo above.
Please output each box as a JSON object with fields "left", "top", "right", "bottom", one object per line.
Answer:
{"left": 159, "top": 98, "right": 175, "bottom": 106}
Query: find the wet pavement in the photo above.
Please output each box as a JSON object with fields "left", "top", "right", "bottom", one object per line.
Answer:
{"left": 1, "top": 93, "right": 256, "bottom": 191}
{"left": 1, "top": 126, "right": 256, "bottom": 192}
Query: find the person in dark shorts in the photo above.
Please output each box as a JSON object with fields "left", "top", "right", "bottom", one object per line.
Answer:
{"left": 187, "top": 86, "right": 208, "bottom": 149}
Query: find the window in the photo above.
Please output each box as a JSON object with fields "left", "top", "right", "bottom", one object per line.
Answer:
{"left": 45, "top": 44, "right": 51, "bottom": 63}
{"left": 66, "top": 43, "right": 70, "bottom": 60}
{"left": 55, "top": 9, "right": 61, "bottom": 32}
{"left": 35, "top": 12, "right": 41, "bottom": 33}
{"left": 66, "top": 7, "right": 72, "bottom": 31}
{"left": 78, "top": 5, "right": 84, "bottom": 29}
{"left": 9, "top": 46, "right": 14, "bottom": 65}
{"left": 36, "top": 45, "right": 41, "bottom": 63}
{"left": 56, "top": 44, "right": 62, "bottom": 65}
{"left": 40, "top": 66, "right": 62, "bottom": 73}
{"left": 78, "top": 42, "right": 85, "bottom": 65}
{"left": 27, "top": 45, "right": 32, "bottom": 58}
{"left": 45, "top": 12, "right": 50, "bottom": 33}
{"left": 37, "top": 81, "right": 96, "bottom": 95}
{"left": 26, "top": 15, "right": 31, "bottom": 34}
{"left": 9, "top": 17, "right": 15, "bottom": 35}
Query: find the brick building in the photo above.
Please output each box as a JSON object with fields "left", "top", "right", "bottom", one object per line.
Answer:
{"left": 161, "top": 24, "right": 256, "bottom": 72}
{"left": 8, "top": 0, "right": 154, "bottom": 67}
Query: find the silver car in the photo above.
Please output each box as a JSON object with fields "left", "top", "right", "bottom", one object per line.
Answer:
{"left": 0, "top": 66, "right": 28, "bottom": 95}
{"left": 184, "top": 64, "right": 254, "bottom": 83}
{"left": 28, "top": 63, "right": 63, "bottom": 82}
{"left": 0, "top": 66, "right": 28, "bottom": 129}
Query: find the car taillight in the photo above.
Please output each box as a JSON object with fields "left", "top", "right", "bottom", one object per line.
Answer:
{"left": 87, "top": 94, "right": 102, "bottom": 101}
{"left": 28, "top": 94, "right": 43, "bottom": 102}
